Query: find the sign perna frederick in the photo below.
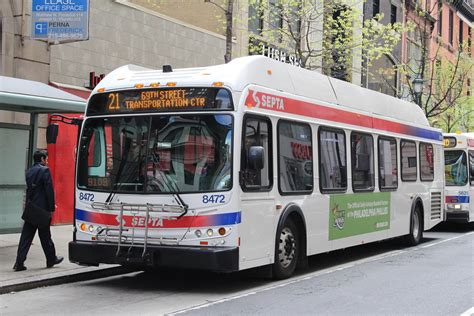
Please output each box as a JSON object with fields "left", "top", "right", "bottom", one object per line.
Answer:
{"left": 31, "top": 0, "right": 89, "bottom": 42}
{"left": 329, "top": 192, "right": 391, "bottom": 240}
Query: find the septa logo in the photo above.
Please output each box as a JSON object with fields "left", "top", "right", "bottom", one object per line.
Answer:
{"left": 245, "top": 90, "right": 285, "bottom": 111}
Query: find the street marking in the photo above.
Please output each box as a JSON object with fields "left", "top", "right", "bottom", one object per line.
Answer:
{"left": 418, "top": 232, "right": 474, "bottom": 249}
{"left": 167, "top": 231, "right": 473, "bottom": 316}
{"left": 460, "top": 306, "right": 474, "bottom": 316}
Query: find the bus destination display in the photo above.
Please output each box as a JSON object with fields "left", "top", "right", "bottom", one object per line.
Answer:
{"left": 87, "top": 87, "right": 233, "bottom": 116}
{"left": 443, "top": 137, "right": 456, "bottom": 148}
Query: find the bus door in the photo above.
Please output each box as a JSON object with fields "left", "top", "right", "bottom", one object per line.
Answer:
{"left": 239, "top": 116, "right": 275, "bottom": 268}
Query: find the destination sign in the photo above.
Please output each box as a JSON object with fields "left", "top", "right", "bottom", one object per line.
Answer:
{"left": 87, "top": 87, "right": 233, "bottom": 116}
{"left": 443, "top": 137, "right": 457, "bottom": 148}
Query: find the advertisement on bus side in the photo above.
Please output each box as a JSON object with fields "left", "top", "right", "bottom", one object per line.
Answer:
{"left": 329, "top": 192, "right": 391, "bottom": 240}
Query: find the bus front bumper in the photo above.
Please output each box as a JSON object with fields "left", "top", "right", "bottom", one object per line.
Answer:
{"left": 69, "top": 241, "right": 239, "bottom": 272}
{"left": 445, "top": 211, "right": 470, "bottom": 223}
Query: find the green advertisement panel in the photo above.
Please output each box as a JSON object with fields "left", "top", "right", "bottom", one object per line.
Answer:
{"left": 329, "top": 192, "right": 391, "bottom": 240}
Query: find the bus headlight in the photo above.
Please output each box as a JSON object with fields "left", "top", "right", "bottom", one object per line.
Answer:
{"left": 195, "top": 230, "right": 202, "bottom": 237}
{"left": 454, "top": 204, "right": 461, "bottom": 210}
{"left": 206, "top": 229, "right": 213, "bottom": 237}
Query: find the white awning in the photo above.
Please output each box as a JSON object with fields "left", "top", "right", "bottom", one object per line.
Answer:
{"left": 0, "top": 76, "right": 86, "bottom": 113}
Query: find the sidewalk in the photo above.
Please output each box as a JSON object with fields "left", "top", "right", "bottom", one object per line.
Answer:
{"left": 0, "top": 224, "right": 126, "bottom": 294}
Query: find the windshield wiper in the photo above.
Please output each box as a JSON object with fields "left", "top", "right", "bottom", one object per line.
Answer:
{"left": 151, "top": 166, "right": 188, "bottom": 218}
{"left": 150, "top": 125, "right": 188, "bottom": 218}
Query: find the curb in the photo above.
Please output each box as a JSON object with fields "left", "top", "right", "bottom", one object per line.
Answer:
{"left": 0, "top": 266, "right": 133, "bottom": 295}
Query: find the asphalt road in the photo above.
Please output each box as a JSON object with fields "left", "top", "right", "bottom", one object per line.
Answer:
{"left": 1, "top": 223, "right": 472, "bottom": 316}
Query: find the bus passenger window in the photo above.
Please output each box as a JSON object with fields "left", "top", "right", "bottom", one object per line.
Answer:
{"left": 241, "top": 117, "right": 272, "bottom": 190}
{"left": 420, "top": 143, "right": 434, "bottom": 181}
{"left": 378, "top": 138, "right": 398, "bottom": 190}
{"left": 319, "top": 128, "right": 347, "bottom": 192}
{"left": 278, "top": 120, "right": 313, "bottom": 193}
{"left": 351, "top": 132, "right": 374, "bottom": 191}
{"left": 401, "top": 140, "right": 417, "bottom": 181}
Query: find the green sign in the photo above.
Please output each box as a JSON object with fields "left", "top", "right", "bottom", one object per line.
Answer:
{"left": 329, "top": 192, "right": 391, "bottom": 240}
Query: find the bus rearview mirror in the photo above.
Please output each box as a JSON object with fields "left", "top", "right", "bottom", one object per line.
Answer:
{"left": 46, "top": 124, "right": 59, "bottom": 144}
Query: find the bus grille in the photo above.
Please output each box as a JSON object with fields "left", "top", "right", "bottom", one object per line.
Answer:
{"left": 430, "top": 191, "right": 442, "bottom": 220}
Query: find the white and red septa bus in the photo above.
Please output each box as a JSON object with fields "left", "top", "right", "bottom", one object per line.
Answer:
{"left": 443, "top": 132, "right": 474, "bottom": 223}
{"left": 69, "top": 56, "right": 444, "bottom": 279}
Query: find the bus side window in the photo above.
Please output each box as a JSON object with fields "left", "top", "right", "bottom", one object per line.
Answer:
{"left": 401, "top": 140, "right": 417, "bottom": 181}
{"left": 470, "top": 150, "right": 474, "bottom": 186}
{"left": 319, "top": 127, "right": 347, "bottom": 192}
{"left": 351, "top": 132, "right": 375, "bottom": 191}
{"left": 278, "top": 120, "right": 313, "bottom": 194}
{"left": 378, "top": 137, "right": 398, "bottom": 190}
{"left": 419, "top": 143, "right": 434, "bottom": 181}
{"left": 241, "top": 116, "right": 272, "bottom": 191}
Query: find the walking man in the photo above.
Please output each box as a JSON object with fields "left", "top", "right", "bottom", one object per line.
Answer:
{"left": 13, "top": 150, "right": 63, "bottom": 271}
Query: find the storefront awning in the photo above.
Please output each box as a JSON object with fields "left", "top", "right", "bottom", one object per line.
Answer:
{"left": 0, "top": 76, "right": 86, "bottom": 113}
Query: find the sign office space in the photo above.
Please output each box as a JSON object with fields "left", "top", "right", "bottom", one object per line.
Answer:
{"left": 31, "top": 0, "right": 89, "bottom": 42}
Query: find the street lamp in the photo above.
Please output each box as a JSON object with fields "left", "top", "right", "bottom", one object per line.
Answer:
{"left": 412, "top": 76, "right": 424, "bottom": 106}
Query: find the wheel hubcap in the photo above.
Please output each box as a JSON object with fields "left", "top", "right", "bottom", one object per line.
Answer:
{"left": 278, "top": 227, "right": 296, "bottom": 269}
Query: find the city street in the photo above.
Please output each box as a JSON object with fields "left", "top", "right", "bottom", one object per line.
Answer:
{"left": 1, "top": 223, "right": 472, "bottom": 316}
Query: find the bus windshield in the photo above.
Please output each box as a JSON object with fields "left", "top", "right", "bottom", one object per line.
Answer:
{"left": 444, "top": 150, "right": 468, "bottom": 186}
{"left": 77, "top": 114, "right": 233, "bottom": 193}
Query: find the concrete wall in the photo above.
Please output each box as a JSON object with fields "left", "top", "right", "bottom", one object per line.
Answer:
{"left": 50, "top": 0, "right": 248, "bottom": 87}
{"left": 0, "top": 0, "right": 50, "bottom": 82}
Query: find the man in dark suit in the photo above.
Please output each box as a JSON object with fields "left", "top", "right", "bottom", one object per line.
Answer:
{"left": 13, "top": 150, "right": 63, "bottom": 271}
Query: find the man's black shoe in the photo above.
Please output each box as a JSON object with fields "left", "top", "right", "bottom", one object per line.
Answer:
{"left": 13, "top": 263, "right": 27, "bottom": 272}
{"left": 46, "top": 256, "right": 64, "bottom": 268}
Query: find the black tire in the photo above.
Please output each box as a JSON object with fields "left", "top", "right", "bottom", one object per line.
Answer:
{"left": 403, "top": 206, "right": 423, "bottom": 246}
{"left": 273, "top": 218, "right": 298, "bottom": 279}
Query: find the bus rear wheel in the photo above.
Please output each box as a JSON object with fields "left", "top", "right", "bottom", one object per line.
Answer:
{"left": 404, "top": 206, "right": 423, "bottom": 246}
{"left": 273, "top": 219, "right": 298, "bottom": 279}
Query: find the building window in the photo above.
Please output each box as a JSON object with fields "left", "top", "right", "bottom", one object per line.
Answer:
{"left": 468, "top": 28, "right": 472, "bottom": 52}
{"left": 419, "top": 143, "right": 434, "bottom": 181}
{"left": 459, "top": 20, "right": 463, "bottom": 47}
{"left": 390, "top": 5, "right": 397, "bottom": 24}
{"left": 373, "top": 0, "right": 380, "bottom": 18}
{"left": 449, "top": 9, "right": 453, "bottom": 46}
{"left": 378, "top": 137, "right": 398, "bottom": 190}
{"left": 319, "top": 128, "right": 347, "bottom": 192}
{"left": 278, "top": 120, "right": 313, "bottom": 194}
{"left": 437, "top": 5, "right": 442, "bottom": 37}
{"left": 401, "top": 140, "right": 417, "bottom": 181}
{"left": 326, "top": 4, "right": 351, "bottom": 81}
{"left": 0, "top": 17, "right": 2, "bottom": 74}
{"left": 249, "top": 0, "right": 264, "bottom": 35}
{"left": 351, "top": 132, "right": 375, "bottom": 191}
{"left": 241, "top": 116, "right": 272, "bottom": 191}
{"left": 269, "top": 0, "right": 283, "bottom": 42}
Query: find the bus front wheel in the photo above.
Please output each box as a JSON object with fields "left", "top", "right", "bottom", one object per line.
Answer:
{"left": 273, "top": 219, "right": 298, "bottom": 279}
